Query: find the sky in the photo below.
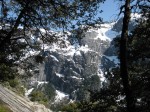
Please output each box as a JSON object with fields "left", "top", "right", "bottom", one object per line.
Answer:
{"left": 99, "top": 0, "right": 121, "bottom": 22}
{"left": 0, "top": 0, "right": 123, "bottom": 31}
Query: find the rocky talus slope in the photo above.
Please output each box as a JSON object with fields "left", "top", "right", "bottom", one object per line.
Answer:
{"left": 0, "top": 85, "right": 52, "bottom": 112}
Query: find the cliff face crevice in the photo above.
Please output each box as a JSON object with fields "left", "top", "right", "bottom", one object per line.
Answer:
{"left": 35, "top": 23, "right": 119, "bottom": 100}
{"left": 26, "top": 17, "right": 138, "bottom": 101}
{"left": 21, "top": 23, "right": 121, "bottom": 102}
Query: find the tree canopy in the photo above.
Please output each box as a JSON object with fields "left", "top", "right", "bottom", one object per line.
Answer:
{"left": 0, "top": 0, "right": 150, "bottom": 111}
{"left": 0, "top": 0, "right": 105, "bottom": 54}
{"left": 0, "top": 0, "right": 105, "bottom": 81}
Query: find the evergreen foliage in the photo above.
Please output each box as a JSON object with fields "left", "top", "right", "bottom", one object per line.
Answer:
{"left": 0, "top": 0, "right": 105, "bottom": 81}
{"left": 29, "top": 83, "right": 56, "bottom": 106}
{"left": 62, "top": 1, "right": 150, "bottom": 111}
{"left": 0, "top": 0, "right": 150, "bottom": 112}
{"left": 127, "top": 13, "right": 150, "bottom": 111}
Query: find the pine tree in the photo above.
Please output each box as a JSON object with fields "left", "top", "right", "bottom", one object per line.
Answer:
{"left": 0, "top": 0, "right": 105, "bottom": 81}
{"left": 119, "top": 0, "right": 136, "bottom": 111}
{"left": 127, "top": 9, "right": 150, "bottom": 111}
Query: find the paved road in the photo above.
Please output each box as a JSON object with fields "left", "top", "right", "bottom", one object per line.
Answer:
{"left": 0, "top": 85, "right": 52, "bottom": 112}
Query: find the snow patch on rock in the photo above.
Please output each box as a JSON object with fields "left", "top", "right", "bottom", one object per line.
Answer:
{"left": 55, "top": 90, "right": 69, "bottom": 102}
{"left": 55, "top": 72, "right": 64, "bottom": 78}
{"left": 25, "top": 88, "right": 34, "bottom": 96}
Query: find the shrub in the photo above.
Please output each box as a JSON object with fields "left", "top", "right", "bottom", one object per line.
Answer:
{"left": 9, "top": 79, "right": 19, "bottom": 88}
{"left": 61, "top": 103, "right": 80, "bottom": 112}
{"left": 30, "top": 90, "right": 47, "bottom": 102}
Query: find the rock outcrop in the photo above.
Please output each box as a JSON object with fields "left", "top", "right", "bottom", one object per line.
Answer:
{"left": 0, "top": 85, "right": 52, "bottom": 112}
{"left": 31, "top": 23, "right": 119, "bottom": 100}
{"left": 26, "top": 16, "right": 138, "bottom": 101}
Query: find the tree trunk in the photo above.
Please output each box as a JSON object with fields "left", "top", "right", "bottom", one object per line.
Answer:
{"left": 120, "top": 0, "right": 135, "bottom": 111}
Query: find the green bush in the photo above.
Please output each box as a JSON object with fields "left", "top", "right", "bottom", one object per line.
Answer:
{"left": 61, "top": 103, "right": 80, "bottom": 112}
{"left": 50, "top": 98, "right": 70, "bottom": 111}
{"left": 29, "top": 83, "right": 56, "bottom": 107}
{"left": 43, "top": 83, "right": 56, "bottom": 101}
{"left": 16, "top": 86, "right": 25, "bottom": 96}
{"left": 9, "top": 79, "right": 19, "bottom": 88}
{"left": 30, "top": 90, "right": 47, "bottom": 102}
{"left": 0, "top": 64, "right": 17, "bottom": 82}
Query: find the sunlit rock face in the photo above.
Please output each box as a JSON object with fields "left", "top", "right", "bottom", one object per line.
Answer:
{"left": 25, "top": 16, "right": 138, "bottom": 101}
{"left": 39, "top": 22, "right": 120, "bottom": 100}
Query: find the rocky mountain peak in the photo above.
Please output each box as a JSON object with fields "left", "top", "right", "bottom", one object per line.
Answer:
{"left": 23, "top": 15, "right": 139, "bottom": 103}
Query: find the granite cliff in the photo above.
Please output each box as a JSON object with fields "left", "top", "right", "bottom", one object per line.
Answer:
{"left": 23, "top": 15, "right": 138, "bottom": 102}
